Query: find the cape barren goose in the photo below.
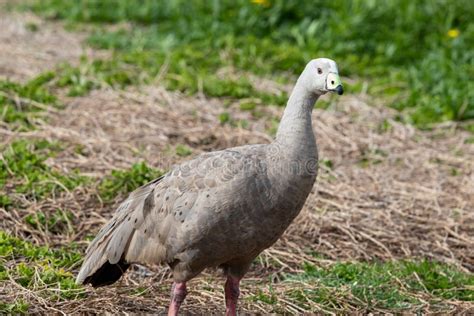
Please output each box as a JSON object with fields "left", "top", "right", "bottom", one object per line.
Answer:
{"left": 76, "top": 58, "right": 343, "bottom": 315}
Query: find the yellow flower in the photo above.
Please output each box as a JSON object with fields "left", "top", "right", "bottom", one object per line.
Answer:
{"left": 251, "top": 0, "right": 270, "bottom": 7}
{"left": 447, "top": 29, "right": 460, "bottom": 38}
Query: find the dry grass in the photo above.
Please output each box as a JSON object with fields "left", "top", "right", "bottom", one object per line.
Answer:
{"left": 0, "top": 11, "right": 473, "bottom": 315}
{"left": 0, "top": 11, "right": 86, "bottom": 83}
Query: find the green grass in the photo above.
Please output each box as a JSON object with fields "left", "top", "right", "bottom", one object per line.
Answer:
{"left": 0, "top": 136, "right": 164, "bottom": 208}
{"left": 24, "top": 209, "right": 75, "bottom": 236}
{"left": 250, "top": 284, "right": 278, "bottom": 305}
{"left": 0, "top": 231, "right": 84, "bottom": 305}
{"left": 23, "top": 0, "right": 474, "bottom": 127}
{"left": 55, "top": 57, "right": 138, "bottom": 96}
{"left": 281, "top": 261, "right": 474, "bottom": 311}
{"left": 0, "top": 74, "right": 58, "bottom": 130}
{"left": 0, "top": 140, "right": 89, "bottom": 208}
{"left": 40, "top": 52, "right": 289, "bottom": 109}
{"left": 175, "top": 144, "right": 193, "bottom": 157}
{"left": 98, "top": 161, "right": 164, "bottom": 202}
{"left": 0, "top": 299, "right": 29, "bottom": 314}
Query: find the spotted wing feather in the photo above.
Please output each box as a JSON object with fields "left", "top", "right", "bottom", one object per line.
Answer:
{"left": 76, "top": 147, "right": 264, "bottom": 286}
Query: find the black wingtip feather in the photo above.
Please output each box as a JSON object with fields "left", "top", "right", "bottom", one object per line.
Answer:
{"left": 83, "top": 260, "right": 130, "bottom": 287}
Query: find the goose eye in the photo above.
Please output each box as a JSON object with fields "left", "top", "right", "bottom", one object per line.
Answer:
{"left": 317, "top": 68, "right": 322, "bottom": 74}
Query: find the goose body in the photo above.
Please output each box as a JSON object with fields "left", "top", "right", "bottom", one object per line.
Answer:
{"left": 76, "top": 58, "right": 343, "bottom": 315}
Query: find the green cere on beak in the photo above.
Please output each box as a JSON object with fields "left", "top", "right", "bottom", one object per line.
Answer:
{"left": 326, "top": 73, "right": 343, "bottom": 95}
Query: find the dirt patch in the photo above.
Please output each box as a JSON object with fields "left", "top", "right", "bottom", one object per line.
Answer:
{"left": 0, "top": 11, "right": 90, "bottom": 82}
{"left": 34, "top": 86, "right": 275, "bottom": 175}
{"left": 297, "top": 98, "right": 474, "bottom": 271}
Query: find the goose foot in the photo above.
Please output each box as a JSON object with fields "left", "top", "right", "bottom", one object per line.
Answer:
{"left": 225, "top": 275, "right": 241, "bottom": 316}
{"left": 168, "top": 282, "right": 187, "bottom": 316}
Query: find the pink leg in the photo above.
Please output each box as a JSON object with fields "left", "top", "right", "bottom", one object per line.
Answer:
{"left": 168, "top": 282, "right": 187, "bottom": 316}
{"left": 225, "top": 275, "right": 241, "bottom": 316}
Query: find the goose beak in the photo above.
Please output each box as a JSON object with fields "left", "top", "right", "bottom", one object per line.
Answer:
{"left": 326, "top": 72, "right": 343, "bottom": 95}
